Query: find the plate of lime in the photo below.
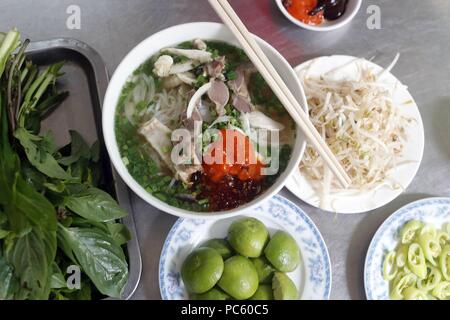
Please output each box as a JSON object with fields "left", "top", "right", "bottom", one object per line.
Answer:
{"left": 159, "top": 195, "right": 331, "bottom": 300}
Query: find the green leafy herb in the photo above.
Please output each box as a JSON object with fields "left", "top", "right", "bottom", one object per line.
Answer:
{"left": 64, "top": 186, "right": 128, "bottom": 223}
{"left": 58, "top": 130, "right": 92, "bottom": 166}
{"left": 0, "top": 256, "right": 20, "bottom": 299}
{"left": 0, "top": 28, "right": 130, "bottom": 300}
{"left": 49, "top": 262, "right": 67, "bottom": 289}
{"left": 106, "top": 223, "right": 132, "bottom": 246}
{"left": 57, "top": 225, "right": 129, "bottom": 298}
{"left": 6, "top": 228, "right": 56, "bottom": 299}
{"left": 14, "top": 127, "right": 73, "bottom": 180}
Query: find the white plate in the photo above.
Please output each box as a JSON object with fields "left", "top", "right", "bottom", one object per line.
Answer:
{"left": 365, "top": 197, "right": 450, "bottom": 300}
{"left": 159, "top": 195, "right": 331, "bottom": 300}
{"left": 285, "top": 55, "right": 425, "bottom": 214}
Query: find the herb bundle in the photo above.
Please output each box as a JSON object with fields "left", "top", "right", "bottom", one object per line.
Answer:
{"left": 0, "top": 28, "right": 130, "bottom": 300}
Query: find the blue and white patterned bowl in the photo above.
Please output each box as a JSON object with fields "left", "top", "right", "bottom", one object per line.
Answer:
{"left": 159, "top": 195, "right": 332, "bottom": 300}
{"left": 365, "top": 197, "right": 450, "bottom": 300}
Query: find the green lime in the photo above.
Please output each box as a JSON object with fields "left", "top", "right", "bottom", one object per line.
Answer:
{"left": 264, "top": 231, "right": 300, "bottom": 272}
{"left": 249, "top": 284, "right": 274, "bottom": 300}
{"left": 191, "top": 287, "right": 231, "bottom": 300}
{"left": 218, "top": 255, "right": 258, "bottom": 300}
{"left": 181, "top": 247, "right": 224, "bottom": 294}
{"left": 251, "top": 256, "right": 275, "bottom": 284}
{"left": 201, "top": 239, "right": 234, "bottom": 260}
{"left": 272, "top": 272, "right": 298, "bottom": 300}
{"left": 228, "top": 218, "right": 269, "bottom": 258}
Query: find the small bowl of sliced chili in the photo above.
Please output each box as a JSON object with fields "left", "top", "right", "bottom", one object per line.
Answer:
{"left": 275, "top": 0, "right": 362, "bottom": 32}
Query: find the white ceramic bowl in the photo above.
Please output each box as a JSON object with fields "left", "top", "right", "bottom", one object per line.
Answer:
{"left": 103, "top": 22, "right": 308, "bottom": 219}
{"left": 275, "top": 0, "right": 362, "bottom": 32}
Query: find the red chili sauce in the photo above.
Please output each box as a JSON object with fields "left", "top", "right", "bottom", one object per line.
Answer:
{"left": 283, "top": 0, "right": 324, "bottom": 25}
{"left": 192, "top": 129, "right": 267, "bottom": 211}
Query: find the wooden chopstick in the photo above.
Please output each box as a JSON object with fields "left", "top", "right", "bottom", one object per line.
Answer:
{"left": 208, "top": 0, "right": 352, "bottom": 188}
{"left": 215, "top": 0, "right": 351, "bottom": 187}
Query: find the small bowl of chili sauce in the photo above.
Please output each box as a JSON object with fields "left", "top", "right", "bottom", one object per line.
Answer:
{"left": 275, "top": 0, "right": 362, "bottom": 32}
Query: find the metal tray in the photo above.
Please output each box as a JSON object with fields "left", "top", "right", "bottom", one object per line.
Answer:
{"left": 25, "top": 38, "right": 142, "bottom": 300}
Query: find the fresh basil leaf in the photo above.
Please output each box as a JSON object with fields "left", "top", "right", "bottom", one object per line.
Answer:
{"left": 50, "top": 262, "right": 67, "bottom": 289}
{"left": 1, "top": 172, "right": 55, "bottom": 234}
{"left": 40, "top": 131, "right": 58, "bottom": 154}
{"left": 0, "top": 229, "right": 10, "bottom": 239}
{"left": 51, "top": 279, "right": 92, "bottom": 300}
{"left": 0, "top": 208, "right": 6, "bottom": 225}
{"left": 58, "top": 131, "right": 91, "bottom": 166}
{"left": 58, "top": 225, "right": 128, "bottom": 298}
{"left": 0, "top": 255, "right": 19, "bottom": 299}
{"left": 70, "top": 216, "right": 109, "bottom": 233}
{"left": 57, "top": 227, "right": 76, "bottom": 262}
{"left": 14, "top": 127, "right": 73, "bottom": 180}
{"left": 68, "top": 157, "right": 89, "bottom": 182}
{"left": 59, "top": 216, "right": 73, "bottom": 228}
{"left": 53, "top": 292, "right": 69, "bottom": 300}
{"left": 43, "top": 181, "right": 66, "bottom": 193}
{"left": 22, "top": 163, "right": 47, "bottom": 191}
{"left": 24, "top": 113, "right": 41, "bottom": 135}
{"left": 63, "top": 280, "right": 92, "bottom": 300}
{"left": 1, "top": 173, "right": 31, "bottom": 234}
{"left": 107, "top": 223, "right": 131, "bottom": 246}
{"left": 15, "top": 177, "right": 57, "bottom": 232}
{"left": 6, "top": 228, "right": 56, "bottom": 299}
{"left": 90, "top": 141, "right": 100, "bottom": 162}
{"left": 64, "top": 186, "right": 127, "bottom": 222}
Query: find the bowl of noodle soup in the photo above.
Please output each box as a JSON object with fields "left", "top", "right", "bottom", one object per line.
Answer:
{"left": 103, "top": 22, "right": 308, "bottom": 218}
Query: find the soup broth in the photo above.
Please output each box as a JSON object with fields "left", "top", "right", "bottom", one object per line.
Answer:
{"left": 115, "top": 40, "right": 295, "bottom": 212}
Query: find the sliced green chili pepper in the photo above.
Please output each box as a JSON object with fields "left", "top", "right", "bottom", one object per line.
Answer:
{"left": 431, "top": 281, "right": 450, "bottom": 300}
{"left": 436, "top": 231, "right": 449, "bottom": 247}
{"left": 417, "top": 266, "right": 442, "bottom": 291}
{"left": 400, "top": 220, "right": 422, "bottom": 244}
{"left": 418, "top": 233, "right": 441, "bottom": 266}
{"left": 383, "top": 251, "right": 398, "bottom": 281}
{"left": 407, "top": 243, "right": 427, "bottom": 279}
{"left": 402, "top": 286, "right": 429, "bottom": 300}
{"left": 396, "top": 244, "right": 409, "bottom": 268}
{"left": 390, "top": 272, "right": 417, "bottom": 300}
{"left": 440, "top": 245, "right": 450, "bottom": 281}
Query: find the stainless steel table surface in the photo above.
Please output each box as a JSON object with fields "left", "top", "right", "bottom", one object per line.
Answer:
{"left": 1, "top": 0, "right": 449, "bottom": 300}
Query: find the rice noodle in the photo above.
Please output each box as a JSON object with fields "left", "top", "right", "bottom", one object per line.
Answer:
{"left": 151, "top": 88, "right": 186, "bottom": 129}
{"left": 123, "top": 73, "right": 157, "bottom": 125}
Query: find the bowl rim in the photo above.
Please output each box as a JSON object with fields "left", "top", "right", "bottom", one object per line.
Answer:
{"left": 102, "top": 22, "right": 308, "bottom": 219}
{"left": 274, "top": 0, "right": 362, "bottom": 32}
